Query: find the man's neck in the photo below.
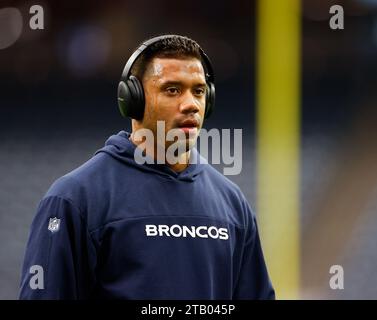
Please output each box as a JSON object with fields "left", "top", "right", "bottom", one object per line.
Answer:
{"left": 167, "top": 152, "right": 190, "bottom": 173}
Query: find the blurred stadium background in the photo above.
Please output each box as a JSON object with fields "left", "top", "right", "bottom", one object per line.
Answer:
{"left": 1, "top": 0, "right": 377, "bottom": 299}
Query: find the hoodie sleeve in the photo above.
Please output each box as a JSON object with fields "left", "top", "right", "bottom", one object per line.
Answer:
{"left": 19, "top": 196, "right": 97, "bottom": 299}
{"left": 233, "top": 204, "right": 275, "bottom": 300}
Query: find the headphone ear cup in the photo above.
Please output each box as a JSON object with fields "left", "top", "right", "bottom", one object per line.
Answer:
{"left": 205, "top": 82, "right": 215, "bottom": 119}
{"left": 128, "top": 76, "right": 145, "bottom": 120}
{"left": 118, "top": 81, "right": 131, "bottom": 118}
{"left": 117, "top": 76, "right": 145, "bottom": 120}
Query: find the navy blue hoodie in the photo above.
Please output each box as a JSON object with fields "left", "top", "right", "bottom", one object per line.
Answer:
{"left": 19, "top": 131, "right": 275, "bottom": 299}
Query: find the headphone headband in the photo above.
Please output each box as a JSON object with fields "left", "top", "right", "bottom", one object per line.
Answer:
{"left": 121, "top": 35, "right": 215, "bottom": 83}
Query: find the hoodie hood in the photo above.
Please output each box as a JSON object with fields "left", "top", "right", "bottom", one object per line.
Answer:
{"left": 95, "top": 131, "right": 207, "bottom": 182}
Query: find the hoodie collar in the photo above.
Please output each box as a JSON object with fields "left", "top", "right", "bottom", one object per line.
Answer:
{"left": 95, "top": 131, "right": 206, "bottom": 182}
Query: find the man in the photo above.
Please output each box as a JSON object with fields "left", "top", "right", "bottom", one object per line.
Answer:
{"left": 19, "top": 35, "right": 275, "bottom": 299}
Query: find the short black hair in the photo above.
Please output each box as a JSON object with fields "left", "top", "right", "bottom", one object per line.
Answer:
{"left": 131, "top": 35, "right": 203, "bottom": 81}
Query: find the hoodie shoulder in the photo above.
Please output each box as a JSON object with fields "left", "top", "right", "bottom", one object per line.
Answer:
{"left": 44, "top": 151, "right": 110, "bottom": 208}
{"left": 204, "top": 164, "right": 245, "bottom": 197}
{"left": 202, "top": 164, "right": 256, "bottom": 223}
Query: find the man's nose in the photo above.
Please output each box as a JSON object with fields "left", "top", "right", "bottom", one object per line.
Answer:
{"left": 179, "top": 91, "right": 200, "bottom": 114}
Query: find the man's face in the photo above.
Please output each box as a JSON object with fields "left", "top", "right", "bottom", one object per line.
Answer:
{"left": 140, "top": 57, "right": 207, "bottom": 152}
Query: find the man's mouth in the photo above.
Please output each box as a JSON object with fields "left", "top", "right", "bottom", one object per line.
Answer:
{"left": 177, "top": 119, "right": 199, "bottom": 134}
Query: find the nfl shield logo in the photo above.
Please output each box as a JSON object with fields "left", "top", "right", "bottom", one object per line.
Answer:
{"left": 48, "top": 217, "right": 60, "bottom": 233}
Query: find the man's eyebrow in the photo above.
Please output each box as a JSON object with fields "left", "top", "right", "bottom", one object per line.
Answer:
{"left": 160, "top": 80, "right": 207, "bottom": 87}
{"left": 160, "top": 81, "right": 182, "bottom": 87}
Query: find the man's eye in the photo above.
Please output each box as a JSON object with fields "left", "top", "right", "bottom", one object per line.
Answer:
{"left": 194, "top": 88, "right": 206, "bottom": 96}
{"left": 166, "top": 87, "right": 179, "bottom": 95}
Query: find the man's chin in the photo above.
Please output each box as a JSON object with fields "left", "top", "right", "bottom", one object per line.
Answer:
{"left": 176, "top": 138, "right": 196, "bottom": 151}
{"left": 165, "top": 137, "right": 196, "bottom": 157}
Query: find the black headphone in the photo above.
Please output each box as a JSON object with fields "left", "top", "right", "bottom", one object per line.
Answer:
{"left": 117, "top": 35, "right": 215, "bottom": 121}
